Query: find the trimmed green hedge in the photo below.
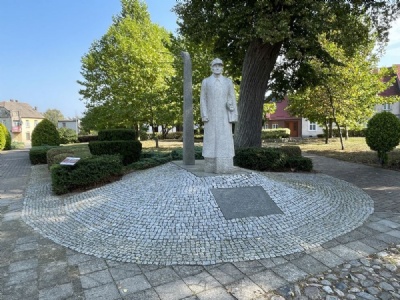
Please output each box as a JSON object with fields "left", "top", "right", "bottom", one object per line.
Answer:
{"left": 51, "top": 155, "right": 123, "bottom": 195}
{"left": 98, "top": 129, "right": 137, "bottom": 141}
{"left": 261, "top": 129, "right": 290, "bottom": 139}
{"left": 89, "top": 140, "right": 142, "bottom": 165}
{"left": 78, "top": 135, "right": 98, "bottom": 143}
{"left": 234, "top": 147, "right": 312, "bottom": 172}
{"left": 285, "top": 156, "right": 313, "bottom": 172}
{"left": 171, "top": 146, "right": 204, "bottom": 160}
{"left": 29, "top": 146, "right": 58, "bottom": 165}
{"left": 46, "top": 147, "right": 74, "bottom": 169}
{"left": 234, "top": 147, "right": 287, "bottom": 171}
{"left": 31, "top": 119, "right": 60, "bottom": 146}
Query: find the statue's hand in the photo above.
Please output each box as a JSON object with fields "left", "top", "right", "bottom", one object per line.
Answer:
{"left": 203, "top": 117, "right": 209, "bottom": 122}
{"left": 226, "top": 102, "right": 234, "bottom": 111}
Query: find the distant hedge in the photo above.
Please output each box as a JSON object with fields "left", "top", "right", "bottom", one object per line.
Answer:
{"left": 98, "top": 129, "right": 137, "bottom": 141}
{"left": 89, "top": 140, "right": 142, "bottom": 165}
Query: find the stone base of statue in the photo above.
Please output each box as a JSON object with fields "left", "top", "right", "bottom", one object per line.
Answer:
{"left": 204, "top": 157, "right": 234, "bottom": 174}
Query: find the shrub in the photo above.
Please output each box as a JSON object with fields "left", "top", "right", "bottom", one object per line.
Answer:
{"left": 77, "top": 135, "right": 98, "bottom": 143}
{"left": 285, "top": 156, "right": 313, "bottom": 172}
{"left": 165, "top": 131, "right": 183, "bottom": 140}
{"left": 11, "top": 141, "right": 25, "bottom": 150}
{"left": 89, "top": 140, "right": 142, "bottom": 165}
{"left": 234, "top": 147, "right": 287, "bottom": 171}
{"left": 279, "top": 146, "right": 302, "bottom": 157}
{"left": 129, "top": 156, "right": 172, "bottom": 170}
{"left": 366, "top": 111, "right": 400, "bottom": 165}
{"left": 58, "top": 128, "right": 78, "bottom": 144}
{"left": 31, "top": 119, "right": 60, "bottom": 146}
{"left": 171, "top": 146, "right": 204, "bottom": 160}
{"left": 29, "top": 146, "right": 58, "bottom": 164}
{"left": 46, "top": 147, "right": 74, "bottom": 169}
{"left": 0, "top": 123, "right": 11, "bottom": 150}
{"left": 98, "top": 129, "right": 137, "bottom": 141}
{"left": 51, "top": 155, "right": 123, "bottom": 195}
{"left": 261, "top": 128, "right": 290, "bottom": 139}
{"left": 0, "top": 123, "right": 6, "bottom": 151}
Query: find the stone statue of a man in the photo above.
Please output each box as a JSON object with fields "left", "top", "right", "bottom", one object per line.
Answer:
{"left": 200, "top": 58, "right": 238, "bottom": 173}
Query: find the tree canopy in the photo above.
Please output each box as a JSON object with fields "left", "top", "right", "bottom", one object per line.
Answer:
{"left": 43, "top": 109, "right": 64, "bottom": 127}
{"left": 174, "top": 0, "right": 400, "bottom": 148}
{"left": 287, "top": 37, "right": 398, "bottom": 149}
{"left": 78, "top": 0, "right": 175, "bottom": 132}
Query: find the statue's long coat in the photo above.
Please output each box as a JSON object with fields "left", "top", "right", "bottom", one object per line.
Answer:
{"left": 200, "top": 75, "right": 238, "bottom": 158}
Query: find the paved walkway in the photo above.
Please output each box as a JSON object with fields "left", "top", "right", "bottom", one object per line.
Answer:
{"left": 1, "top": 150, "right": 399, "bottom": 300}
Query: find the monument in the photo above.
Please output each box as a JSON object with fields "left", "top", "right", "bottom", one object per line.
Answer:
{"left": 200, "top": 58, "right": 238, "bottom": 173}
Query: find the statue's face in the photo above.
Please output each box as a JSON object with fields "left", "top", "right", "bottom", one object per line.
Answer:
{"left": 211, "top": 63, "right": 223, "bottom": 75}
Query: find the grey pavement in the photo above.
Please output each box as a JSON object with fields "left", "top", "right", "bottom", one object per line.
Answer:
{"left": 1, "top": 149, "right": 400, "bottom": 300}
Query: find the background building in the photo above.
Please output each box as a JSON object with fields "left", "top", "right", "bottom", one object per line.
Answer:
{"left": 0, "top": 100, "right": 44, "bottom": 147}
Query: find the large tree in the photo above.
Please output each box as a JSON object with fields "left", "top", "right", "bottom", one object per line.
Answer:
{"left": 174, "top": 0, "right": 399, "bottom": 148}
{"left": 43, "top": 109, "right": 64, "bottom": 127}
{"left": 78, "top": 0, "right": 175, "bottom": 132}
{"left": 287, "top": 37, "right": 398, "bottom": 149}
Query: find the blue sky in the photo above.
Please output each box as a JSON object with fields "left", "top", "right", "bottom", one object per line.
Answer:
{"left": 1, "top": 1, "right": 399, "bottom": 118}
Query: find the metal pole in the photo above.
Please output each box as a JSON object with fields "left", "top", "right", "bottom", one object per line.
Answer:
{"left": 181, "top": 51, "right": 195, "bottom": 165}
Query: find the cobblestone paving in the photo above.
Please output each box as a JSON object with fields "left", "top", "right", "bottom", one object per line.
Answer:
{"left": 1, "top": 150, "right": 400, "bottom": 300}
{"left": 23, "top": 163, "right": 372, "bottom": 265}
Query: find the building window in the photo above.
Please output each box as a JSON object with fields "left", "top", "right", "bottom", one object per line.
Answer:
{"left": 272, "top": 124, "right": 279, "bottom": 129}
{"left": 309, "top": 122, "right": 316, "bottom": 131}
{"left": 34, "top": 120, "right": 38, "bottom": 127}
{"left": 383, "top": 104, "right": 392, "bottom": 111}
{"left": 26, "top": 132, "right": 31, "bottom": 140}
{"left": 25, "top": 120, "right": 30, "bottom": 128}
{"left": 264, "top": 124, "right": 269, "bottom": 129}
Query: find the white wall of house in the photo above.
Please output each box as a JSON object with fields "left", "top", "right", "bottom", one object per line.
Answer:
{"left": 301, "top": 119, "right": 324, "bottom": 137}
{"left": 58, "top": 119, "right": 80, "bottom": 134}
{"left": 375, "top": 102, "right": 400, "bottom": 117}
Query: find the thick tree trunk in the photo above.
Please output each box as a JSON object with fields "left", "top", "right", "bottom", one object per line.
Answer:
{"left": 234, "top": 40, "right": 282, "bottom": 149}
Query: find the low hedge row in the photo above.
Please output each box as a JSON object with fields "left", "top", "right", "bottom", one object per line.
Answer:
{"left": 77, "top": 135, "right": 98, "bottom": 143}
{"left": 171, "top": 146, "right": 204, "bottom": 160}
{"left": 98, "top": 129, "right": 137, "bottom": 141}
{"left": 29, "top": 146, "right": 59, "bottom": 165}
{"left": 47, "top": 147, "right": 74, "bottom": 169}
{"left": 234, "top": 146, "right": 312, "bottom": 172}
{"left": 51, "top": 155, "right": 123, "bottom": 195}
{"left": 89, "top": 140, "right": 142, "bottom": 165}
{"left": 261, "top": 129, "right": 290, "bottom": 139}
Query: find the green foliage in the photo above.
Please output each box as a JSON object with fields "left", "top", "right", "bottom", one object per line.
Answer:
{"left": 43, "top": 109, "right": 64, "bottom": 127}
{"left": 46, "top": 147, "right": 74, "bottom": 169}
{"left": 366, "top": 112, "right": 400, "bottom": 165}
{"left": 78, "top": 0, "right": 175, "bottom": 132}
{"left": 77, "top": 135, "right": 98, "bottom": 143}
{"left": 234, "top": 148, "right": 287, "bottom": 171}
{"left": 170, "top": 146, "right": 203, "bottom": 160}
{"left": 130, "top": 152, "right": 172, "bottom": 170}
{"left": 0, "top": 123, "right": 7, "bottom": 150}
{"left": 285, "top": 157, "right": 313, "bottom": 172}
{"left": 58, "top": 128, "right": 78, "bottom": 144}
{"left": 280, "top": 146, "right": 302, "bottom": 158}
{"left": 234, "top": 147, "right": 312, "bottom": 172}
{"left": 51, "top": 155, "right": 123, "bottom": 195}
{"left": 11, "top": 141, "right": 25, "bottom": 150}
{"left": 31, "top": 119, "right": 60, "bottom": 147}
{"left": 88, "top": 140, "right": 142, "bottom": 165}
{"left": 29, "top": 146, "right": 58, "bottom": 165}
{"left": 175, "top": 0, "right": 398, "bottom": 148}
{"left": 98, "top": 129, "right": 137, "bottom": 141}
{"left": 261, "top": 129, "right": 290, "bottom": 139}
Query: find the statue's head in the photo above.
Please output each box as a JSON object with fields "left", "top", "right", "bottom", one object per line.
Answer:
{"left": 211, "top": 58, "right": 223, "bottom": 75}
